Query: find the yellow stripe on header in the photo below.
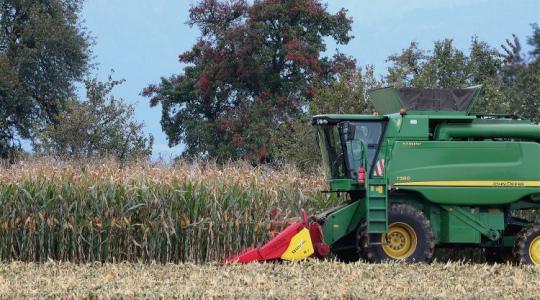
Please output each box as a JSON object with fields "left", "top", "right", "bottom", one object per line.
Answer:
{"left": 394, "top": 181, "right": 540, "bottom": 188}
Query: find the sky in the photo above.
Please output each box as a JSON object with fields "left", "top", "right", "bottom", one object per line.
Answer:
{"left": 81, "top": 0, "right": 540, "bottom": 160}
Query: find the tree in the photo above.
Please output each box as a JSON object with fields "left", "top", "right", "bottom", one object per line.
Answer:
{"left": 309, "top": 66, "right": 368, "bottom": 115}
{"left": 273, "top": 65, "right": 381, "bottom": 170}
{"left": 385, "top": 38, "right": 507, "bottom": 113}
{"left": 385, "top": 42, "right": 426, "bottom": 88}
{"left": 34, "top": 75, "right": 154, "bottom": 161}
{"left": 143, "top": 0, "right": 355, "bottom": 163}
{"left": 499, "top": 25, "right": 540, "bottom": 122}
{"left": 0, "top": 0, "right": 91, "bottom": 158}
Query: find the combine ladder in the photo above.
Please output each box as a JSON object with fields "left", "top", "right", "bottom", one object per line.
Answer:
{"left": 359, "top": 140, "right": 389, "bottom": 236}
{"left": 366, "top": 177, "right": 388, "bottom": 234}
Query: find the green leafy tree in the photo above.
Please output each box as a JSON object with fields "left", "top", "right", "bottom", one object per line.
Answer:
{"left": 310, "top": 67, "right": 368, "bottom": 114}
{"left": 35, "top": 75, "right": 153, "bottom": 161}
{"left": 467, "top": 38, "right": 507, "bottom": 113}
{"left": 271, "top": 115, "right": 318, "bottom": 170}
{"left": 385, "top": 42, "right": 426, "bottom": 88}
{"left": 273, "top": 66, "right": 381, "bottom": 170}
{"left": 385, "top": 38, "right": 506, "bottom": 113}
{"left": 500, "top": 25, "right": 540, "bottom": 122}
{"left": 143, "top": 0, "right": 355, "bottom": 163}
{"left": 0, "top": 0, "right": 91, "bottom": 158}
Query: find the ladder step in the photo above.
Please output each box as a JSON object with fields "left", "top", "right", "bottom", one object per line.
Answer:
{"left": 367, "top": 179, "right": 388, "bottom": 233}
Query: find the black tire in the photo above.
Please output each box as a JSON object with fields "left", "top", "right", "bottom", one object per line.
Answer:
{"left": 484, "top": 247, "right": 514, "bottom": 264}
{"left": 359, "top": 204, "right": 435, "bottom": 263}
{"left": 333, "top": 248, "right": 361, "bottom": 263}
{"left": 513, "top": 223, "right": 540, "bottom": 265}
{"left": 355, "top": 222, "right": 368, "bottom": 261}
{"left": 331, "top": 229, "right": 362, "bottom": 263}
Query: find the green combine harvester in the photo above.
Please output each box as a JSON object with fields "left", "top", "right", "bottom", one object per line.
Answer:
{"left": 225, "top": 86, "right": 540, "bottom": 265}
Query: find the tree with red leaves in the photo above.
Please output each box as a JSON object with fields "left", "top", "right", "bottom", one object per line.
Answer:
{"left": 143, "top": 0, "right": 355, "bottom": 163}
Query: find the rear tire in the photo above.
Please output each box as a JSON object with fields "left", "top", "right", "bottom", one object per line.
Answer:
{"left": 359, "top": 204, "right": 435, "bottom": 263}
{"left": 484, "top": 247, "right": 514, "bottom": 264}
{"left": 514, "top": 223, "right": 540, "bottom": 265}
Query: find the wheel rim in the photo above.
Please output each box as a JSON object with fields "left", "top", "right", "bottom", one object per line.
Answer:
{"left": 381, "top": 222, "right": 417, "bottom": 259}
{"left": 529, "top": 236, "right": 540, "bottom": 265}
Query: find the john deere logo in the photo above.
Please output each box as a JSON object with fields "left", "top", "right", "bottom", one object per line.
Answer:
{"left": 492, "top": 181, "right": 525, "bottom": 187}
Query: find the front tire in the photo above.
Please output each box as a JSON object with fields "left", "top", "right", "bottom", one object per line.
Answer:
{"left": 333, "top": 248, "right": 360, "bottom": 263}
{"left": 359, "top": 204, "right": 435, "bottom": 263}
{"left": 514, "top": 223, "right": 540, "bottom": 265}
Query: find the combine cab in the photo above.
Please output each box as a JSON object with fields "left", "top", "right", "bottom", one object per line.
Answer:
{"left": 226, "top": 86, "right": 540, "bottom": 265}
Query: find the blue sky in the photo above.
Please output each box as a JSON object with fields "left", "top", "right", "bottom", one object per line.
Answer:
{"left": 81, "top": 0, "right": 540, "bottom": 159}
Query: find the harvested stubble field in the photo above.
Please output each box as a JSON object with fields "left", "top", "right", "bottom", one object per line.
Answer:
{"left": 0, "top": 261, "right": 539, "bottom": 298}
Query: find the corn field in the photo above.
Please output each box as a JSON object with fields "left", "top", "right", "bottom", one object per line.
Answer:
{"left": 0, "top": 159, "right": 336, "bottom": 263}
{"left": 0, "top": 159, "right": 538, "bottom": 264}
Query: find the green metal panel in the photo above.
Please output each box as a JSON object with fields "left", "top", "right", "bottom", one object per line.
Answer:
{"left": 435, "top": 123, "right": 540, "bottom": 141}
{"left": 328, "top": 179, "right": 362, "bottom": 191}
{"left": 427, "top": 115, "right": 476, "bottom": 120}
{"left": 441, "top": 210, "right": 481, "bottom": 243}
{"left": 408, "top": 188, "right": 539, "bottom": 206}
{"left": 322, "top": 201, "right": 365, "bottom": 245}
{"left": 368, "top": 88, "right": 404, "bottom": 115}
{"left": 313, "top": 114, "right": 386, "bottom": 122}
{"left": 480, "top": 210, "right": 505, "bottom": 230}
{"left": 441, "top": 206, "right": 501, "bottom": 242}
{"left": 440, "top": 206, "right": 503, "bottom": 243}
{"left": 398, "top": 115, "right": 429, "bottom": 139}
{"left": 389, "top": 141, "right": 540, "bottom": 205}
